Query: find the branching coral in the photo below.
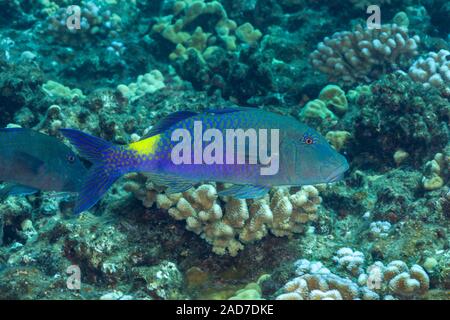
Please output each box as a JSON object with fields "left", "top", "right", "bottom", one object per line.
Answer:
{"left": 333, "top": 248, "right": 365, "bottom": 276}
{"left": 125, "top": 178, "right": 322, "bottom": 256}
{"left": 270, "top": 186, "right": 321, "bottom": 237}
{"left": 151, "top": 0, "right": 262, "bottom": 61}
{"left": 369, "top": 221, "right": 391, "bottom": 238}
{"left": 148, "top": 0, "right": 268, "bottom": 103}
{"left": 310, "top": 24, "right": 420, "bottom": 86}
{"left": 408, "top": 49, "right": 450, "bottom": 95}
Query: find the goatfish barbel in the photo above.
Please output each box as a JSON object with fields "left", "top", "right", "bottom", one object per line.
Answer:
{"left": 61, "top": 108, "right": 349, "bottom": 214}
{"left": 0, "top": 128, "right": 88, "bottom": 200}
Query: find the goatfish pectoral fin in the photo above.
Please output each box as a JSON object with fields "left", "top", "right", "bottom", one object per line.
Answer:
{"left": 59, "top": 129, "right": 122, "bottom": 215}
{"left": 218, "top": 184, "right": 270, "bottom": 199}
{"left": 145, "top": 173, "right": 194, "bottom": 194}
{"left": 0, "top": 183, "right": 39, "bottom": 201}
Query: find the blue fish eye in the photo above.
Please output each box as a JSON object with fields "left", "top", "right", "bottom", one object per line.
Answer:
{"left": 67, "top": 154, "right": 76, "bottom": 163}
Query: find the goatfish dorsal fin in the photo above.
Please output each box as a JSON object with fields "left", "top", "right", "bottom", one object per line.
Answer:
{"left": 143, "top": 111, "right": 198, "bottom": 138}
{"left": 142, "top": 107, "right": 259, "bottom": 138}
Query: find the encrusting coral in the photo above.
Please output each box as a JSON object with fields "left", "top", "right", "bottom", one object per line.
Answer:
{"left": 299, "top": 84, "right": 348, "bottom": 126}
{"left": 421, "top": 150, "right": 449, "bottom": 191}
{"left": 228, "top": 282, "right": 263, "bottom": 300}
{"left": 310, "top": 24, "right": 420, "bottom": 86}
{"left": 276, "top": 258, "right": 373, "bottom": 300}
{"left": 116, "top": 70, "right": 166, "bottom": 102}
{"left": 325, "top": 131, "right": 352, "bottom": 151}
{"left": 276, "top": 249, "right": 430, "bottom": 300}
{"left": 359, "top": 260, "right": 430, "bottom": 298}
{"left": 317, "top": 84, "right": 348, "bottom": 115}
{"left": 42, "top": 80, "right": 85, "bottom": 101}
{"left": 125, "top": 178, "right": 322, "bottom": 256}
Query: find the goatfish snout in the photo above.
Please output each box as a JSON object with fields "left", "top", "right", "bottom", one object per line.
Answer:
{"left": 61, "top": 107, "right": 349, "bottom": 215}
{"left": 0, "top": 128, "right": 88, "bottom": 200}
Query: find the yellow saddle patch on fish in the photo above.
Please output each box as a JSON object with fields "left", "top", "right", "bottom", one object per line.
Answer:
{"left": 128, "top": 134, "right": 161, "bottom": 156}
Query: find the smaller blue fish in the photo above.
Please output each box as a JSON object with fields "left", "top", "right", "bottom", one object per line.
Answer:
{"left": 0, "top": 128, "right": 88, "bottom": 200}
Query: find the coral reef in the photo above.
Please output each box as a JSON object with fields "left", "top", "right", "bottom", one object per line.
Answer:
{"left": 0, "top": 0, "right": 449, "bottom": 301}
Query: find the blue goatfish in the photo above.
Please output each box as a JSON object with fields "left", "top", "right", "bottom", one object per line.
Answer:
{"left": 0, "top": 128, "right": 88, "bottom": 200}
{"left": 61, "top": 108, "right": 349, "bottom": 214}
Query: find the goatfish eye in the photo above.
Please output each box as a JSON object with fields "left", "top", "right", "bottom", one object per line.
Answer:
{"left": 302, "top": 131, "right": 319, "bottom": 145}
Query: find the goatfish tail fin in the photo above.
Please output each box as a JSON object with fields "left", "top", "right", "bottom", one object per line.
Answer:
{"left": 60, "top": 129, "right": 122, "bottom": 215}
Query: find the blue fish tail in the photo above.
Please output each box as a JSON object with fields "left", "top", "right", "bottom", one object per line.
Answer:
{"left": 60, "top": 129, "right": 122, "bottom": 215}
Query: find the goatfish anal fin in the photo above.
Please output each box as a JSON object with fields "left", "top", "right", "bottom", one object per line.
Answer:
{"left": 218, "top": 184, "right": 270, "bottom": 199}
{"left": 0, "top": 183, "right": 39, "bottom": 201}
{"left": 59, "top": 129, "right": 121, "bottom": 215}
{"left": 145, "top": 173, "right": 194, "bottom": 194}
